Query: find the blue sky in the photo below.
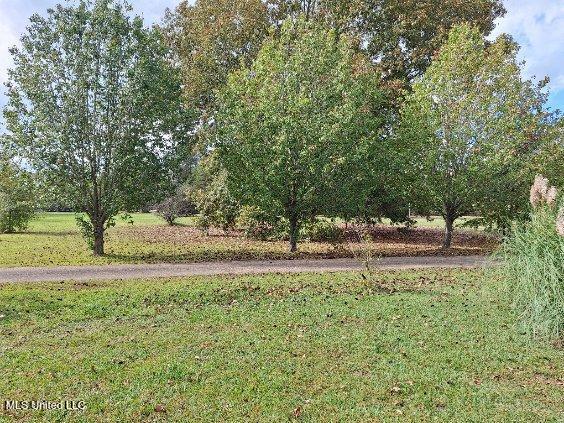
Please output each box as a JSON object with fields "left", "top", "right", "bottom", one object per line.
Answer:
{"left": 490, "top": 0, "right": 564, "bottom": 112}
{"left": 1, "top": 0, "right": 563, "bottom": 130}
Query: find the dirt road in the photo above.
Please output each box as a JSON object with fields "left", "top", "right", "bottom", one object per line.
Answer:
{"left": 0, "top": 255, "right": 492, "bottom": 284}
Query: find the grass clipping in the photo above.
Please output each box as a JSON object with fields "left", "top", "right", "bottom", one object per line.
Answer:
{"left": 497, "top": 175, "right": 564, "bottom": 341}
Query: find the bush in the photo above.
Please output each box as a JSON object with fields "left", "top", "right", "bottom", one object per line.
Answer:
{"left": 186, "top": 159, "right": 240, "bottom": 232}
{"left": 195, "top": 215, "right": 211, "bottom": 236}
{"left": 497, "top": 177, "right": 563, "bottom": 341}
{"left": 154, "top": 194, "right": 195, "bottom": 226}
{"left": 302, "top": 219, "right": 344, "bottom": 242}
{"left": 236, "top": 205, "right": 287, "bottom": 241}
{"left": 0, "top": 161, "right": 36, "bottom": 233}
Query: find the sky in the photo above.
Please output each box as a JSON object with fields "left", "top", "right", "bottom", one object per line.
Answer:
{"left": 0, "top": 0, "right": 563, "bottom": 131}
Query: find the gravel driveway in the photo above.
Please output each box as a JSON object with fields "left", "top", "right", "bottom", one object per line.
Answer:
{"left": 0, "top": 255, "right": 492, "bottom": 284}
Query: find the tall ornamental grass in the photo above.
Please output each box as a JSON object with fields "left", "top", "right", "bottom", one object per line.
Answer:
{"left": 498, "top": 176, "right": 563, "bottom": 341}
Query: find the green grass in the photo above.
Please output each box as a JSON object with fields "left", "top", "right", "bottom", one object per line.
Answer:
{"left": 0, "top": 213, "right": 194, "bottom": 267}
{"left": 0, "top": 213, "right": 495, "bottom": 268}
{"left": 1, "top": 270, "right": 562, "bottom": 421}
{"left": 25, "top": 212, "right": 197, "bottom": 232}
{"left": 383, "top": 216, "right": 479, "bottom": 229}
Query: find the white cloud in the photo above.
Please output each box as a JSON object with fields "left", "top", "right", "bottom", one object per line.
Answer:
{"left": 491, "top": 0, "right": 564, "bottom": 92}
{"left": 0, "top": 11, "right": 18, "bottom": 87}
{"left": 0, "top": 2, "right": 28, "bottom": 112}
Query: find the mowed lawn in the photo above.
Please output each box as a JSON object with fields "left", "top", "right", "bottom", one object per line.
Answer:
{"left": 0, "top": 213, "right": 496, "bottom": 267}
{"left": 1, "top": 270, "right": 562, "bottom": 421}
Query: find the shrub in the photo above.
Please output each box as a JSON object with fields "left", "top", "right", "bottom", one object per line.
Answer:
{"left": 186, "top": 159, "right": 240, "bottom": 232}
{"left": 195, "top": 215, "right": 211, "bottom": 236}
{"left": 0, "top": 161, "right": 36, "bottom": 233}
{"left": 497, "top": 177, "right": 563, "bottom": 341}
{"left": 0, "top": 201, "right": 36, "bottom": 233}
{"left": 302, "top": 219, "right": 344, "bottom": 242}
{"left": 154, "top": 194, "right": 195, "bottom": 226}
{"left": 236, "top": 205, "right": 287, "bottom": 241}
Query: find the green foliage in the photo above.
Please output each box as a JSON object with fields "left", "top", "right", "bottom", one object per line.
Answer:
{"left": 357, "top": 187, "right": 412, "bottom": 226}
{"left": 397, "top": 23, "right": 554, "bottom": 247}
{"left": 301, "top": 219, "right": 344, "bottom": 242}
{"left": 163, "top": 0, "right": 269, "bottom": 113}
{"left": 497, "top": 197, "right": 564, "bottom": 341}
{"left": 267, "top": 1, "right": 505, "bottom": 87}
{"left": 236, "top": 205, "right": 288, "bottom": 241}
{"left": 3, "top": 0, "right": 193, "bottom": 254}
{"left": 167, "top": 0, "right": 505, "bottom": 110}
{"left": 75, "top": 212, "right": 132, "bottom": 250}
{"left": 217, "top": 17, "right": 388, "bottom": 251}
{"left": 0, "top": 160, "right": 36, "bottom": 233}
{"left": 194, "top": 214, "right": 212, "bottom": 235}
{"left": 74, "top": 214, "right": 96, "bottom": 250}
{"left": 358, "top": 0, "right": 505, "bottom": 85}
{"left": 536, "top": 120, "right": 564, "bottom": 188}
{"left": 265, "top": 0, "right": 360, "bottom": 31}
{"left": 187, "top": 157, "right": 240, "bottom": 232}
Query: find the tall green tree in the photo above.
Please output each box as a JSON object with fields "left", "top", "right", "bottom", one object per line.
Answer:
{"left": 186, "top": 153, "right": 241, "bottom": 232}
{"left": 167, "top": 0, "right": 504, "bottom": 116}
{"left": 266, "top": 0, "right": 361, "bottom": 32}
{"left": 538, "top": 118, "right": 564, "bottom": 188}
{"left": 3, "top": 0, "right": 193, "bottom": 255}
{"left": 358, "top": 0, "right": 505, "bottom": 85}
{"left": 163, "top": 0, "right": 270, "bottom": 116}
{"left": 397, "top": 24, "right": 553, "bottom": 248}
{"left": 267, "top": 0, "right": 505, "bottom": 85}
{"left": 216, "top": 18, "right": 388, "bottom": 252}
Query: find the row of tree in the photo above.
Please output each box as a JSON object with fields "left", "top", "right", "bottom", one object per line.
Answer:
{"left": 214, "top": 19, "right": 561, "bottom": 250}
{"left": 1, "top": 0, "right": 562, "bottom": 254}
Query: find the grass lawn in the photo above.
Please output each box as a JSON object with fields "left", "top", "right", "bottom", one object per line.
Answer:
{"left": 0, "top": 269, "right": 562, "bottom": 421}
{"left": 0, "top": 213, "right": 496, "bottom": 267}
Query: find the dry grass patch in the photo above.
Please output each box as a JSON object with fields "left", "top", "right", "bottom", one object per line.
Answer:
{"left": 0, "top": 213, "right": 498, "bottom": 267}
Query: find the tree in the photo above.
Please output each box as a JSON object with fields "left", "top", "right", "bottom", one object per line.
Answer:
{"left": 216, "top": 18, "right": 387, "bottom": 251}
{"left": 537, "top": 118, "right": 564, "bottom": 189}
{"left": 358, "top": 0, "right": 505, "bottom": 86}
{"left": 267, "top": 1, "right": 505, "bottom": 86}
{"left": 0, "top": 157, "right": 36, "bottom": 234}
{"left": 397, "top": 24, "right": 553, "bottom": 248}
{"left": 164, "top": 0, "right": 505, "bottom": 140}
{"left": 163, "top": 0, "right": 270, "bottom": 116}
{"left": 3, "top": 0, "right": 193, "bottom": 255}
{"left": 265, "top": 0, "right": 361, "bottom": 33}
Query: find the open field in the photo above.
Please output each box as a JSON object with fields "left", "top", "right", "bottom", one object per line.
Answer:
{"left": 0, "top": 213, "right": 497, "bottom": 268}
{"left": 0, "top": 269, "right": 562, "bottom": 421}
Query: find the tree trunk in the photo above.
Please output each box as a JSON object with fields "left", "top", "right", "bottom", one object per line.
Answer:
{"left": 93, "top": 219, "right": 105, "bottom": 256}
{"left": 442, "top": 208, "right": 456, "bottom": 249}
{"left": 289, "top": 214, "right": 299, "bottom": 253}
